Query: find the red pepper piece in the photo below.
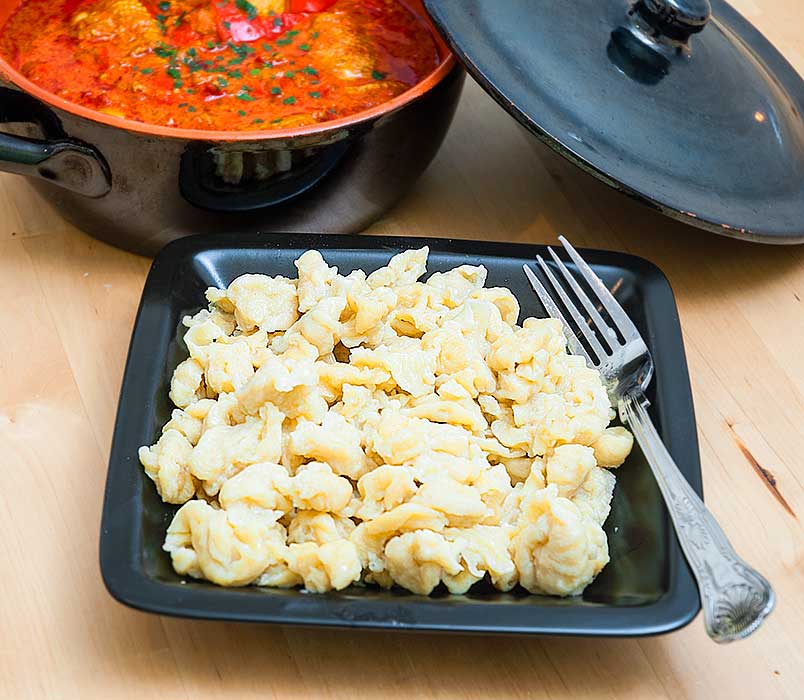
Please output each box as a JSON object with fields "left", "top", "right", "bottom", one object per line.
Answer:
{"left": 288, "top": 0, "right": 337, "bottom": 13}
{"left": 215, "top": 5, "right": 307, "bottom": 43}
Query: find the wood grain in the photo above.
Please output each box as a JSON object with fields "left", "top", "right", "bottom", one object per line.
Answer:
{"left": 1, "top": 1, "right": 803, "bottom": 697}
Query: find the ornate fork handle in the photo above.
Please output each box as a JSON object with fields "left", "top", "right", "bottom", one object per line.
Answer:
{"left": 619, "top": 392, "right": 775, "bottom": 642}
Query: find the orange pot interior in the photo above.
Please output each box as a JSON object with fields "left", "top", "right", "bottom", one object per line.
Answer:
{"left": 0, "top": 0, "right": 456, "bottom": 141}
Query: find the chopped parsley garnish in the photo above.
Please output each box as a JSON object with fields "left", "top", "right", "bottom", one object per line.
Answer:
{"left": 154, "top": 43, "right": 176, "bottom": 58}
{"left": 178, "top": 102, "right": 187, "bottom": 107}
{"left": 276, "top": 37, "right": 292, "bottom": 46}
{"left": 235, "top": 0, "right": 258, "bottom": 21}
{"left": 262, "top": 43, "right": 272, "bottom": 51}
{"left": 298, "top": 43, "right": 310, "bottom": 51}
{"left": 185, "top": 60, "right": 202, "bottom": 73}
{"left": 273, "top": 16, "right": 282, "bottom": 27}
{"left": 173, "top": 79, "right": 183, "bottom": 89}
{"left": 271, "top": 118, "right": 282, "bottom": 124}
{"left": 286, "top": 30, "right": 299, "bottom": 37}
{"left": 249, "top": 68, "right": 261, "bottom": 76}
{"left": 311, "top": 31, "right": 320, "bottom": 39}
{"left": 253, "top": 118, "right": 264, "bottom": 124}
{"left": 241, "top": 85, "right": 252, "bottom": 92}
{"left": 187, "top": 105, "right": 197, "bottom": 112}
{"left": 156, "top": 13, "right": 167, "bottom": 23}
{"left": 139, "top": 67, "right": 153, "bottom": 75}
{"left": 186, "top": 48, "right": 196, "bottom": 57}
{"left": 158, "top": 1, "right": 170, "bottom": 10}
{"left": 226, "top": 42, "right": 252, "bottom": 66}
{"left": 238, "top": 109, "right": 247, "bottom": 116}
{"left": 300, "top": 66, "right": 318, "bottom": 75}
{"left": 284, "top": 70, "right": 295, "bottom": 78}
{"left": 166, "top": 67, "right": 181, "bottom": 79}
{"left": 236, "top": 92, "right": 257, "bottom": 101}
{"left": 282, "top": 96, "right": 296, "bottom": 105}
{"left": 372, "top": 70, "right": 387, "bottom": 80}
{"left": 207, "top": 40, "right": 217, "bottom": 49}
{"left": 217, "top": 77, "right": 229, "bottom": 87}
{"left": 309, "top": 91, "right": 320, "bottom": 99}
{"left": 222, "top": 20, "right": 231, "bottom": 29}
{"left": 229, "top": 69, "right": 242, "bottom": 78}
{"left": 173, "top": 12, "right": 186, "bottom": 26}
{"left": 270, "top": 86, "right": 281, "bottom": 95}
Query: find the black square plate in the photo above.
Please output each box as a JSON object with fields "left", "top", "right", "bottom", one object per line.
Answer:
{"left": 101, "top": 233, "right": 702, "bottom": 636}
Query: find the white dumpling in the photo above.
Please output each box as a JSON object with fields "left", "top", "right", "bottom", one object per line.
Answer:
{"left": 138, "top": 429, "right": 196, "bottom": 504}
{"left": 287, "top": 510, "right": 356, "bottom": 545}
{"left": 289, "top": 411, "right": 373, "bottom": 480}
{"left": 592, "top": 426, "right": 634, "bottom": 468}
{"left": 287, "top": 461, "right": 354, "bottom": 514}
{"left": 545, "top": 444, "right": 596, "bottom": 498}
{"left": 285, "top": 540, "right": 362, "bottom": 592}
{"left": 572, "top": 466, "right": 617, "bottom": 526}
{"left": 512, "top": 484, "right": 609, "bottom": 596}
{"left": 213, "top": 274, "right": 298, "bottom": 332}
{"left": 164, "top": 500, "right": 287, "bottom": 587}
{"left": 384, "top": 530, "right": 462, "bottom": 595}
{"left": 188, "top": 404, "right": 283, "bottom": 495}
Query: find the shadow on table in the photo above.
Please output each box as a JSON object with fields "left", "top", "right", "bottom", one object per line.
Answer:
{"left": 525, "top": 142, "right": 804, "bottom": 295}
{"left": 110, "top": 617, "right": 695, "bottom": 697}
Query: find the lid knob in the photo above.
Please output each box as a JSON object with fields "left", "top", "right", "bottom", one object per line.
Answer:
{"left": 632, "top": 0, "right": 711, "bottom": 43}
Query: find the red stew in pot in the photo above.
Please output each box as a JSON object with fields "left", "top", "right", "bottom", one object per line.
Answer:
{"left": 0, "top": 0, "right": 442, "bottom": 130}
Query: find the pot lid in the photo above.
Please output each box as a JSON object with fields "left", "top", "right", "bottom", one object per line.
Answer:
{"left": 423, "top": 0, "right": 804, "bottom": 243}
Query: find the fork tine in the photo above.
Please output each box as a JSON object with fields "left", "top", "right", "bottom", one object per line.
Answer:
{"left": 547, "top": 246, "right": 619, "bottom": 351}
{"left": 558, "top": 235, "right": 640, "bottom": 340}
{"left": 522, "top": 264, "right": 591, "bottom": 363}
{"left": 536, "top": 255, "right": 608, "bottom": 362}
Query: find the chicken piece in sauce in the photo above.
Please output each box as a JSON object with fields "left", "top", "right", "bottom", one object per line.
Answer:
{"left": 308, "top": 9, "right": 377, "bottom": 81}
{"left": 71, "top": 0, "right": 161, "bottom": 54}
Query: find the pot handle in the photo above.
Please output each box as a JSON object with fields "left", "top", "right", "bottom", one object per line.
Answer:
{"left": 0, "top": 86, "right": 111, "bottom": 198}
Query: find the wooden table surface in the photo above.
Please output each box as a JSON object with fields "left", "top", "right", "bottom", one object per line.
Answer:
{"left": 2, "top": 2, "right": 804, "bottom": 698}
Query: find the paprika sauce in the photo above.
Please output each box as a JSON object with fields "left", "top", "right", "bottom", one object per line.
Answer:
{"left": 0, "top": 0, "right": 442, "bottom": 130}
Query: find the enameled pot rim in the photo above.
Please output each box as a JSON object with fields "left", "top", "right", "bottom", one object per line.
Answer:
{"left": 0, "top": 5, "right": 457, "bottom": 142}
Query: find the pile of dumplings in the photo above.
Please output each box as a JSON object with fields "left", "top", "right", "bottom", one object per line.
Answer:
{"left": 139, "top": 248, "right": 634, "bottom": 597}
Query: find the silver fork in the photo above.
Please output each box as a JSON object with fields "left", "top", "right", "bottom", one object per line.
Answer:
{"left": 524, "top": 236, "right": 775, "bottom": 643}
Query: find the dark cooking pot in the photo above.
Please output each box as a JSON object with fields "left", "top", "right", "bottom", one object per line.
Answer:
{"left": 0, "top": 0, "right": 463, "bottom": 255}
